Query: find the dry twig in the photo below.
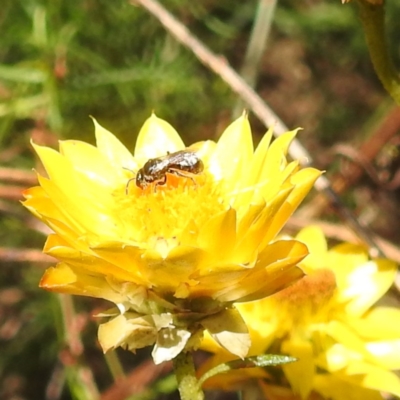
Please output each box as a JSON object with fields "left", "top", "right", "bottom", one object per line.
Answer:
{"left": 0, "top": 247, "right": 55, "bottom": 263}
{"left": 0, "top": 167, "right": 37, "bottom": 185}
{"left": 133, "top": 0, "right": 385, "bottom": 257}
{"left": 101, "top": 359, "right": 171, "bottom": 400}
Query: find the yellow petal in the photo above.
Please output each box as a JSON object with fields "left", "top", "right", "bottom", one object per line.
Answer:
{"left": 198, "top": 208, "right": 237, "bottom": 265}
{"left": 59, "top": 139, "right": 121, "bottom": 186}
{"left": 328, "top": 243, "right": 369, "bottom": 286}
{"left": 40, "top": 263, "right": 123, "bottom": 303}
{"left": 261, "top": 168, "right": 322, "bottom": 243}
{"left": 33, "top": 142, "right": 116, "bottom": 236}
{"left": 90, "top": 242, "right": 148, "bottom": 285}
{"left": 282, "top": 339, "right": 315, "bottom": 399}
{"left": 92, "top": 117, "right": 136, "bottom": 170}
{"left": 134, "top": 113, "right": 185, "bottom": 160}
{"left": 37, "top": 174, "right": 115, "bottom": 238}
{"left": 23, "top": 184, "right": 86, "bottom": 244}
{"left": 139, "top": 246, "right": 204, "bottom": 290}
{"left": 296, "top": 226, "right": 328, "bottom": 272}
{"left": 35, "top": 175, "right": 87, "bottom": 235}
{"left": 366, "top": 339, "right": 400, "bottom": 369}
{"left": 256, "top": 160, "right": 300, "bottom": 204}
{"left": 213, "top": 114, "right": 253, "bottom": 189}
{"left": 325, "top": 320, "right": 370, "bottom": 359}
{"left": 232, "top": 267, "right": 305, "bottom": 304}
{"left": 313, "top": 374, "right": 384, "bottom": 400}
{"left": 190, "top": 266, "right": 253, "bottom": 299}
{"left": 349, "top": 307, "right": 400, "bottom": 340}
{"left": 260, "top": 130, "right": 298, "bottom": 182}
{"left": 340, "top": 259, "right": 397, "bottom": 316}
{"left": 248, "top": 126, "right": 274, "bottom": 184}
{"left": 191, "top": 240, "right": 306, "bottom": 302}
{"left": 236, "top": 202, "right": 266, "bottom": 238}
{"left": 22, "top": 185, "right": 51, "bottom": 222}
{"left": 344, "top": 362, "right": 400, "bottom": 397}
{"left": 235, "top": 187, "right": 293, "bottom": 256}
{"left": 323, "top": 343, "right": 354, "bottom": 371}
{"left": 215, "top": 240, "right": 307, "bottom": 303}
{"left": 256, "top": 240, "right": 309, "bottom": 274}
{"left": 44, "top": 236, "right": 139, "bottom": 283}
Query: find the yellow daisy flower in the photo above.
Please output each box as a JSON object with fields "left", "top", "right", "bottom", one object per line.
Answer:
{"left": 200, "top": 226, "right": 400, "bottom": 399}
{"left": 23, "top": 114, "right": 320, "bottom": 364}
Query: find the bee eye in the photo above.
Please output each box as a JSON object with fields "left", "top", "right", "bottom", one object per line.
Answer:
{"left": 136, "top": 170, "right": 144, "bottom": 187}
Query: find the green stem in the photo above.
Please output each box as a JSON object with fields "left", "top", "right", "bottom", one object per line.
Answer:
{"left": 172, "top": 351, "right": 204, "bottom": 400}
{"left": 104, "top": 351, "right": 125, "bottom": 381}
{"left": 233, "top": 0, "right": 277, "bottom": 118}
{"left": 356, "top": 0, "right": 400, "bottom": 104}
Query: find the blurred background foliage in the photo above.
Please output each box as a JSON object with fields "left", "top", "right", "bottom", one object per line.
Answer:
{"left": 1, "top": 0, "right": 400, "bottom": 399}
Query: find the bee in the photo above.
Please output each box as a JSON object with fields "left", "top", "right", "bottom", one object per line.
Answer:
{"left": 126, "top": 150, "right": 204, "bottom": 193}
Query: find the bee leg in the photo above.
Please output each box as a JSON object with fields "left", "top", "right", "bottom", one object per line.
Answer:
{"left": 169, "top": 169, "right": 198, "bottom": 187}
{"left": 189, "top": 176, "right": 197, "bottom": 187}
{"left": 153, "top": 175, "right": 167, "bottom": 193}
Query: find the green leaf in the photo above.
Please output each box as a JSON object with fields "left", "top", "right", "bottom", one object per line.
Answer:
{"left": 0, "top": 64, "right": 47, "bottom": 83}
{"left": 198, "top": 354, "right": 297, "bottom": 386}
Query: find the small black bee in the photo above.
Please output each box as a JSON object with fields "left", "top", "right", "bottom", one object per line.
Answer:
{"left": 126, "top": 150, "right": 204, "bottom": 193}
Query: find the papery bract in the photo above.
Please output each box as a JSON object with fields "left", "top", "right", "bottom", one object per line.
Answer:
{"left": 23, "top": 114, "right": 321, "bottom": 364}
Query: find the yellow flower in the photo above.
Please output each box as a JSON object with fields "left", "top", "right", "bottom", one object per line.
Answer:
{"left": 23, "top": 114, "right": 320, "bottom": 364}
{"left": 201, "top": 226, "right": 400, "bottom": 399}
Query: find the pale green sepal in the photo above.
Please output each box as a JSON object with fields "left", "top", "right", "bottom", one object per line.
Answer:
{"left": 152, "top": 328, "right": 192, "bottom": 365}
{"left": 105, "top": 279, "right": 149, "bottom": 312}
{"left": 98, "top": 314, "right": 157, "bottom": 353}
{"left": 94, "top": 306, "right": 129, "bottom": 317}
{"left": 152, "top": 313, "right": 174, "bottom": 329}
{"left": 201, "top": 307, "right": 250, "bottom": 359}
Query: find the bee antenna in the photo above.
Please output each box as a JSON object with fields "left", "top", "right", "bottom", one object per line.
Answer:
{"left": 123, "top": 166, "right": 136, "bottom": 195}
{"left": 125, "top": 177, "right": 136, "bottom": 195}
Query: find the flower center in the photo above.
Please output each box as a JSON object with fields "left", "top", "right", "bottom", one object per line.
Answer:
{"left": 273, "top": 269, "right": 337, "bottom": 328}
{"left": 114, "top": 172, "right": 226, "bottom": 247}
